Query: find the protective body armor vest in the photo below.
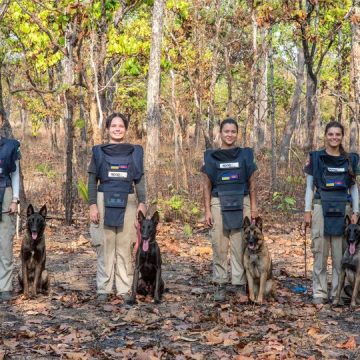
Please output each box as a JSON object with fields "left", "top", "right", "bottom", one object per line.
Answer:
{"left": 0, "top": 137, "right": 20, "bottom": 221}
{"left": 93, "top": 143, "right": 143, "bottom": 227}
{"left": 311, "top": 150, "right": 357, "bottom": 236}
{"left": 203, "top": 147, "right": 252, "bottom": 230}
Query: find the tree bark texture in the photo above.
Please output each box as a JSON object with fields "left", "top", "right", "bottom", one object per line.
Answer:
{"left": 279, "top": 47, "right": 305, "bottom": 163}
{"left": 145, "top": 0, "right": 165, "bottom": 198}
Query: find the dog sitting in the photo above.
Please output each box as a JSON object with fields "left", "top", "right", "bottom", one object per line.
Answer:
{"left": 243, "top": 216, "right": 272, "bottom": 304}
{"left": 333, "top": 215, "right": 360, "bottom": 307}
{"left": 18, "top": 204, "right": 49, "bottom": 298}
{"left": 127, "top": 210, "right": 164, "bottom": 304}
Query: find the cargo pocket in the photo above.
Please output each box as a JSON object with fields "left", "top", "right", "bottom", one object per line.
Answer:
{"left": 89, "top": 223, "right": 104, "bottom": 247}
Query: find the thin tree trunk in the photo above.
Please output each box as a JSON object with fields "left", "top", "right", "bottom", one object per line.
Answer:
{"left": 350, "top": 0, "right": 360, "bottom": 150}
{"left": 305, "top": 72, "right": 317, "bottom": 149}
{"left": 145, "top": 0, "right": 165, "bottom": 198}
{"left": 269, "top": 27, "right": 277, "bottom": 191}
{"left": 279, "top": 48, "right": 305, "bottom": 163}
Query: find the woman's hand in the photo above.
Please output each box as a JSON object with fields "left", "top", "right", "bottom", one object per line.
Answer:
{"left": 205, "top": 209, "right": 213, "bottom": 227}
{"left": 250, "top": 208, "right": 258, "bottom": 220}
{"left": 8, "top": 201, "right": 17, "bottom": 215}
{"left": 351, "top": 213, "right": 358, "bottom": 224}
{"left": 90, "top": 204, "right": 100, "bottom": 224}
{"left": 304, "top": 211, "right": 312, "bottom": 229}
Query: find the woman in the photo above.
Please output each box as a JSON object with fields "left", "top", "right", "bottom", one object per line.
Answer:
{"left": 88, "top": 113, "right": 146, "bottom": 301}
{"left": 202, "top": 118, "right": 258, "bottom": 302}
{"left": 0, "top": 131, "right": 20, "bottom": 301}
{"left": 304, "top": 121, "right": 359, "bottom": 305}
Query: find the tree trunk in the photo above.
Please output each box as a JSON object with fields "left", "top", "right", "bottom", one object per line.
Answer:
{"left": 350, "top": 0, "right": 360, "bottom": 150}
{"left": 145, "top": 0, "right": 165, "bottom": 199}
{"left": 279, "top": 47, "right": 305, "bottom": 163}
{"left": 304, "top": 72, "right": 317, "bottom": 149}
{"left": 268, "top": 27, "right": 277, "bottom": 191}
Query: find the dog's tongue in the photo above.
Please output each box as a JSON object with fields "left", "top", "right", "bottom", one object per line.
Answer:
{"left": 32, "top": 232, "right": 38, "bottom": 240}
{"left": 142, "top": 239, "right": 149, "bottom": 252}
{"left": 349, "top": 243, "right": 356, "bottom": 255}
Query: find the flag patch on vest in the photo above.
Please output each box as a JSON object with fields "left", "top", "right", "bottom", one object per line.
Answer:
{"left": 327, "top": 167, "right": 345, "bottom": 173}
{"left": 219, "top": 162, "right": 239, "bottom": 169}
{"left": 110, "top": 164, "right": 128, "bottom": 170}
{"left": 326, "top": 179, "right": 345, "bottom": 187}
{"left": 221, "top": 173, "right": 240, "bottom": 181}
{"left": 108, "top": 171, "right": 128, "bottom": 178}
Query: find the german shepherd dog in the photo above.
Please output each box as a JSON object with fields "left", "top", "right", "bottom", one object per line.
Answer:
{"left": 243, "top": 216, "right": 272, "bottom": 304}
{"left": 19, "top": 204, "right": 49, "bottom": 298}
{"left": 333, "top": 215, "right": 360, "bottom": 307}
{"left": 127, "top": 211, "right": 164, "bottom": 304}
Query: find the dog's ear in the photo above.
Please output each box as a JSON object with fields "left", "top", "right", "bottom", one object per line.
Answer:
{"left": 255, "top": 216, "right": 263, "bottom": 231}
{"left": 243, "top": 216, "right": 251, "bottom": 229}
{"left": 27, "top": 204, "right": 34, "bottom": 217}
{"left": 345, "top": 215, "right": 351, "bottom": 227}
{"left": 39, "top": 204, "right": 47, "bottom": 219}
{"left": 138, "top": 210, "right": 146, "bottom": 222}
{"left": 151, "top": 211, "right": 160, "bottom": 226}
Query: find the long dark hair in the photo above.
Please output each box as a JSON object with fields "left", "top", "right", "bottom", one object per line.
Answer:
{"left": 220, "top": 118, "right": 238, "bottom": 133}
{"left": 325, "top": 121, "right": 355, "bottom": 181}
{"left": 105, "top": 112, "right": 129, "bottom": 130}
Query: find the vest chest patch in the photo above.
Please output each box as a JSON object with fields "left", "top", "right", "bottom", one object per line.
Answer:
{"left": 326, "top": 179, "right": 345, "bottom": 187}
{"left": 110, "top": 164, "right": 128, "bottom": 170}
{"left": 108, "top": 171, "right": 128, "bottom": 178}
{"left": 221, "top": 172, "right": 240, "bottom": 181}
{"left": 219, "top": 162, "right": 239, "bottom": 169}
{"left": 327, "top": 167, "right": 345, "bottom": 172}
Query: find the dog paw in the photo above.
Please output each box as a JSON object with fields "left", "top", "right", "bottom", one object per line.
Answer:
{"left": 126, "top": 297, "right": 136, "bottom": 305}
{"left": 154, "top": 298, "right": 161, "bottom": 304}
{"left": 350, "top": 301, "right": 357, "bottom": 308}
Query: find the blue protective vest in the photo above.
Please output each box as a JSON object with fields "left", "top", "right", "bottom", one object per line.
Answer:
{"left": 310, "top": 150, "right": 358, "bottom": 236}
{"left": 203, "top": 147, "right": 252, "bottom": 230}
{"left": 93, "top": 143, "right": 143, "bottom": 227}
{"left": 0, "top": 137, "right": 20, "bottom": 221}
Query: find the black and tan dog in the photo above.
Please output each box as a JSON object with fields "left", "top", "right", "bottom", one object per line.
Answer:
{"left": 19, "top": 204, "right": 49, "bottom": 298}
{"left": 243, "top": 216, "right": 272, "bottom": 304}
{"left": 127, "top": 210, "right": 164, "bottom": 304}
{"left": 333, "top": 216, "right": 360, "bottom": 307}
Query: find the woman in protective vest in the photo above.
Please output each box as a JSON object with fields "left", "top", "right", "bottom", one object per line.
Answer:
{"left": 0, "top": 129, "right": 20, "bottom": 302}
{"left": 88, "top": 113, "right": 146, "bottom": 302}
{"left": 202, "top": 118, "right": 258, "bottom": 302}
{"left": 304, "top": 121, "right": 360, "bottom": 305}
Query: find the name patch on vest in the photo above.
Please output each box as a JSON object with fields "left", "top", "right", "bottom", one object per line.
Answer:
{"left": 108, "top": 171, "right": 128, "bottom": 178}
{"left": 221, "top": 172, "right": 240, "bottom": 181}
{"left": 327, "top": 167, "right": 345, "bottom": 173}
{"left": 219, "top": 162, "right": 239, "bottom": 169}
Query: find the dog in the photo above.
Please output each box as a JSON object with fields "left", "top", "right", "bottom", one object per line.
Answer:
{"left": 333, "top": 215, "right": 360, "bottom": 307}
{"left": 243, "top": 216, "right": 272, "bottom": 304}
{"left": 18, "top": 204, "right": 49, "bottom": 298}
{"left": 127, "top": 210, "right": 164, "bottom": 304}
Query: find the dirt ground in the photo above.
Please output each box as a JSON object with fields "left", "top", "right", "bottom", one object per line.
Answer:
{"left": 1, "top": 217, "right": 360, "bottom": 360}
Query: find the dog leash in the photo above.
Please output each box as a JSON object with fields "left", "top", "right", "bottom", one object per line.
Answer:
{"left": 132, "top": 222, "right": 141, "bottom": 259}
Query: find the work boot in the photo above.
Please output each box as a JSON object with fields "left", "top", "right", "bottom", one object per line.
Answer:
{"left": 96, "top": 293, "right": 109, "bottom": 302}
{"left": 312, "top": 297, "right": 327, "bottom": 305}
{"left": 214, "top": 285, "right": 226, "bottom": 302}
{"left": 0, "top": 291, "right": 12, "bottom": 302}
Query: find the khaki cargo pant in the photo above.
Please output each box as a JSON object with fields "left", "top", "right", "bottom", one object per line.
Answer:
{"left": 311, "top": 203, "right": 350, "bottom": 300}
{"left": 210, "top": 195, "right": 250, "bottom": 285}
{"left": 0, "top": 187, "right": 16, "bottom": 292}
{"left": 90, "top": 192, "right": 137, "bottom": 295}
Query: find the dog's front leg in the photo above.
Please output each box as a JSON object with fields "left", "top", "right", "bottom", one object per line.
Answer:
{"left": 33, "top": 264, "right": 42, "bottom": 296}
{"left": 154, "top": 267, "right": 161, "bottom": 304}
{"left": 333, "top": 270, "right": 346, "bottom": 306}
{"left": 257, "top": 272, "right": 267, "bottom": 304}
{"left": 350, "top": 271, "right": 360, "bottom": 307}
{"left": 245, "top": 271, "right": 255, "bottom": 303}
{"left": 22, "top": 261, "right": 29, "bottom": 298}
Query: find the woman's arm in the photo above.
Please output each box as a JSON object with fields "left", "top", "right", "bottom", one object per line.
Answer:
{"left": 134, "top": 176, "right": 147, "bottom": 217}
{"left": 304, "top": 174, "right": 314, "bottom": 228}
{"left": 350, "top": 182, "right": 359, "bottom": 223}
{"left": 203, "top": 173, "right": 213, "bottom": 227}
{"left": 9, "top": 160, "right": 20, "bottom": 214}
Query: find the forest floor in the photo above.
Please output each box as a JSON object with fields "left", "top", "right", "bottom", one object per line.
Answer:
{"left": 1, "top": 217, "right": 360, "bottom": 360}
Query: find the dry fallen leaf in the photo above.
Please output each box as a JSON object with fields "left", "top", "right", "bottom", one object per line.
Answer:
{"left": 205, "top": 333, "right": 223, "bottom": 345}
{"left": 336, "top": 336, "right": 357, "bottom": 350}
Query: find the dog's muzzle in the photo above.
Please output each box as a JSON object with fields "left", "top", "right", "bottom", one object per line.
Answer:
{"left": 142, "top": 237, "right": 150, "bottom": 252}
{"left": 349, "top": 241, "right": 357, "bottom": 255}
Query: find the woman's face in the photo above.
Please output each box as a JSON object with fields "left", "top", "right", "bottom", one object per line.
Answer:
{"left": 108, "top": 117, "right": 127, "bottom": 142}
{"left": 220, "top": 123, "right": 238, "bottom": 147}
{"left": 325, "top": 126, "right": 343, "bottom": 149}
